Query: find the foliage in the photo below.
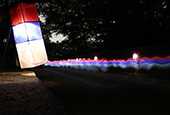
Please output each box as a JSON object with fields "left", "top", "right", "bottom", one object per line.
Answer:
{"left": 38, "top": 0, "right": 170, "bottom": 52}
{"left": 0, "top": 0, "right": 170, "bottom": 59}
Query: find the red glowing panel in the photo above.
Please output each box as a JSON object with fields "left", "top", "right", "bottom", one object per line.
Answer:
{"left": 133, "top": 51, "right": 137, "bottom": 54}
{"left": 10, "top": 2, "right": 39, "bottom": 26}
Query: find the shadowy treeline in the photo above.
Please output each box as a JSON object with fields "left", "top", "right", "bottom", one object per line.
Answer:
{"left": 39, "top": 0, "right": 170, "bottom": 59}
{"left": 0, "top": 0, "right": 170, "bottom": 60}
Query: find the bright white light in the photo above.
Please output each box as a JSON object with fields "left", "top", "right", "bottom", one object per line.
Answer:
{"left": 76, "top": 58, "right": 78, "bottom": 61}
{"left": 3, "top": 38, "right": 7, "bottom": 43}
{"left": 94, "top": 56, "right": 98, "bottom": 61}
{"left": 133, "top": 53, "right": 138, "bottom": 60}
{"left": 39, "top": 14, "right": 46, "bottom": 23}
{"left": 50, "top": 33, "right": 67, "bottom": 43}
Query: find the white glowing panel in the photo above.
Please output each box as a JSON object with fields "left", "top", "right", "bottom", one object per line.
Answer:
{"left": 16, "top": 39, "right": 48, "bottom": 68}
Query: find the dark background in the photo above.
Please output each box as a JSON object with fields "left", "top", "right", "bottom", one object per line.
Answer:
{"left": 0, "top": 0, "right": 170, "bottom": 67}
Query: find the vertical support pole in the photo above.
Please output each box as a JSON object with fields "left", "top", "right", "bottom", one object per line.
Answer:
{"left": 0, "top": 28, "right": 12, "bottom": 76}
{"left": 0, "top": 0, "right": 18, "bottom": 76}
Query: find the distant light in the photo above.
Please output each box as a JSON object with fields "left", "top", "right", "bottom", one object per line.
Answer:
{"left": 133, "top": 52, "right": 138, "bottom": 60}
{"left": 94, "top": 55, "right": 98, "bottom": 61}
{"left": 76, "top": 58, "right": 78, "bottom": 61}
{"left": 3, "top": 38, "right": 7, "bottom": 43}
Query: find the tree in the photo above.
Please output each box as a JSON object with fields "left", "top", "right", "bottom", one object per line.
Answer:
{"left": 39, "top": 0, "right": 170, "bottom": 50}
{"left": 1, "top": 0, "right": 170, "bottom": 59}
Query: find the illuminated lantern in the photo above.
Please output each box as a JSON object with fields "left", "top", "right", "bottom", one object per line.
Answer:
{"left": 94, "top": 55, "right": 98, "bottom": 61}
{"left": 10, "top": 2, "right": 48, "bottom": 68}
{"left": 133, "top": 51, "right": 138, "bottom": 60}
{"left": 76, "top": 58, "right": 78, "bottom": 61}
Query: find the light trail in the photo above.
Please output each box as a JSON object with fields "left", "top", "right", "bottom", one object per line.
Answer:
{"left": 45, "top": 56, "right": 170, "bottom": 72}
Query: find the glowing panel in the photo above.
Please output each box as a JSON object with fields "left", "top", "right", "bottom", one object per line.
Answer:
{"left": 10, "top": 2, "right": 39, "bottom": 26}
{"left": 12, "top": 22, "right": 42, "bottom": 44}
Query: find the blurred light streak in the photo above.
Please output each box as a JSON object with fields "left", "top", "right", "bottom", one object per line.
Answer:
{"left": 45, "top": 56, "right": 170, "bottom": 72}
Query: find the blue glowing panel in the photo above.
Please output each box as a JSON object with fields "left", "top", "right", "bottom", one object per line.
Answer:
{"left": 12, "top": 22, "right": 42, "bottom": 44}
{"left": 26, "top": 22, "right": 43, "bottom": 41}
{"left": 12, "top": 23, "right": 27, "bottom": 44}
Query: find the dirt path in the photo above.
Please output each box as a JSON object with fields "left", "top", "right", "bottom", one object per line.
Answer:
{"left": 0, "top": 71, "right": 72, "bottom": 115}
